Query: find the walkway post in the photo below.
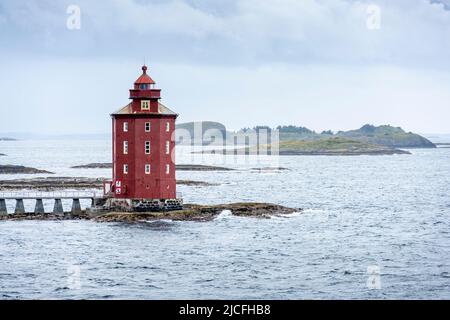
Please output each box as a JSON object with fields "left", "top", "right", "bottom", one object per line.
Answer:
{"left": 0, "top": 199, "right": 7, "bottom": 215}
{"left": 53, "top": 199, "right": 64, "bottom": 215}
{"left": 15, "top": 199, "right": 25, "bottom": 214}
{"left": 72, "top": 199, "right": 82, "bottom": 215}
{"left": 34, "top": 199, "right": 45, "bottom": 214}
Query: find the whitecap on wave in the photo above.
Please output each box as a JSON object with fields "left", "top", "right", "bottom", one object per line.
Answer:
{"left": 145, "top": 219, "right": 173, "bottom": 224}
{"left": 270, "top": 210, "right": 304, "bottom": 219}
{"left": 214, "top": 210, "right": 233, "bottom": 220}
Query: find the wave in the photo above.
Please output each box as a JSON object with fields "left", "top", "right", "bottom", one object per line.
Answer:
{"left": 214, "top": 210, "right": 232, "bottom": 220}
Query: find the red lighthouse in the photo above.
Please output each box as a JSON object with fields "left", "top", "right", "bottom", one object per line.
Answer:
{"left": 110, "top": 65, "right": 181, "bottom": 211}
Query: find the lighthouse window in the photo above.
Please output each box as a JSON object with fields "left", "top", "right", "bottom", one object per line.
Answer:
{"left": 166, "top": 141, "right": 170, "bottom": 154}
{"left": 145, "top": 122, "right": 151, "bottom": 132}
{"left": 123, "top": 122, "right": 128, "bottom": 132}
{"left": 145, "top": 141, "right": 151, "bottom": 154}
{"left": 123, "top": 164, "right": 128, "bottom": 174}
{"left": 145, "top": 164, "right": 151, "bottom": 174}
{"left": 166, "top": 164, "right": 170, "bottom": 174}
{"left": 141, "top": 100, "right": 150, "bottom": 110}
{"left": 166, "top": 122, "right": 170, "bottom": 132}
{"left": 140, "top": 84, "right": 148, "bottom": 90}
{"left": 123, "top": 141, "right": 128, "bottom": 154}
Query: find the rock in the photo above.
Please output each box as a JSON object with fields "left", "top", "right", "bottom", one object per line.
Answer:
{"left": 94, "top": 202, "right": 301, "bottom": 222}
{"left": 176, "top": 164, "right": 234, "bottom": 171}
{"left": 251, "top": 167, "right": 289, "bottom": 171}
{"left": 0, "top": 177, "right": 217, "bottom": 190}
{"left": 0, "top": 213, "right": 90, "bottom": 221}
{"left": 0, "top": 177, "right": 101, "bottom": 190}
{"left": 0, "top": 203, "right": 301, "bottom": 222}
{"left": 71, "top": 163, "right": 112, "bottom": 169}
{"left": 71, "top": 163, "right": 234, "bottom": 171}
{"left": 177, "top": 180, "right": 219, "bottom": 186}
{"left": 0, "top": 165, "right": 54, "bottom": 174}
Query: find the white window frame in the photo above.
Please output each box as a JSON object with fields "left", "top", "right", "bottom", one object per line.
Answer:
{"left": 145, "top": 141, "right": 150, "bottom": 154}
{"left": 123, "top": 122, "right": 128, "bottom": 132}
{"left": 145, "top": 164, "right": 151, "bottom": 175}
{"left": 123, "top": 164, "right": 128, "bottom": 174}
{"left": 166, "top": 122, "right": 170, "bottom": 132}
{"left": 145, "top": 122, "right": 151, "bottom": 132}
{"left": 165, "top": 141, "right": 170, "bottom": 154}
{"left": 141, "top": 100, "right": 150, "bottom": 110}
{"left": 166, "top": 164, "right": 170, "bottom": 174}
{"left": 123, "top": 141, "right": 128, "bottom": 154}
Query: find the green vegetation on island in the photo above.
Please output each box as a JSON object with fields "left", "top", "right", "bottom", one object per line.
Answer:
{"left": 274, "top": 138, "right": 410, "bottom": 155}
{"left": 176, "top": 122, "right": 436, "bottom": 149}
{"left": 197, "top": 137, "right": 410, "bottom": 156}
{"left": 276, "top": 124, "right": 435, "bottom": 148}
{"left": 335, "top": 124, "right": 435, "bottom": 148}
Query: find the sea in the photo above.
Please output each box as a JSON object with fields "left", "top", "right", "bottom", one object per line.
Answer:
{"left": 0, "top": 138, "right": 449, "bottom": 299}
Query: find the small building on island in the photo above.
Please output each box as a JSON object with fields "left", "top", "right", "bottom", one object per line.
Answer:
{"left": 109, "top": 65, "right": 182, "bottom": 211}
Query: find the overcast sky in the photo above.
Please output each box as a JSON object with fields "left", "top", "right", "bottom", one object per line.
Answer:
{"left": 0, "top": 0, "right": 449, "bottom": 134}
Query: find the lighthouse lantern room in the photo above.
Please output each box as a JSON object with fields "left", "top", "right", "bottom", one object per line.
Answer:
{"left": 109, "top": 65, "right": 181, "bottom": 211}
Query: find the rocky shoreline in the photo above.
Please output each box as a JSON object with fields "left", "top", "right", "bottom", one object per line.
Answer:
{"left": 71, "top": 163, "right": 234, "bottom": 171}
{"left": 0, "top": 203, "right": 301, "bottom": 222}
{"left": 196, "top": 146, "right": 410, "bottom": 156}
{"left": 0, "top": 165, "right": 54, "bottom": 174}
{"left": 0, "top": 177, "right": 218, "bottom": 191}
{"left": 0, "top": 163, "right": 235, "bottom": 175}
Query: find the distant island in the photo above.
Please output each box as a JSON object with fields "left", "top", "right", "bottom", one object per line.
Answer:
{"left": 176, "top": 122, "right": 434, "bottom": 155}
{"left": 0, "top": 137, "right": 17, "bottom": 141}
{"left": 196, "top": 137, "right": 410, "bottom": 156}
{"left": 176, "top": 122, "right": 436, "bottom": 149}
{"left": 0, "top": 165, "right": 53, "bottom": 174}
{"left": 334, "top": 124, "right": 435, "bottom": 148}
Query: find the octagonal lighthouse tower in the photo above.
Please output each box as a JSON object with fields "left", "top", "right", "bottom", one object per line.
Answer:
{"left": 110, "top": 65, "right": 181, "bottom": 211}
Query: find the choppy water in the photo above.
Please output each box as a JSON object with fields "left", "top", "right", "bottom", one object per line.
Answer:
{"left": 0, "top": 139, "right": 450, "bottom": 299}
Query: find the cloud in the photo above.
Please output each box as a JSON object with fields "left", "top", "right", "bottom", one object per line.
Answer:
{"left": 0, "top": 0, "right": 449, "bottom": 134}
{"left": 0, "top": 0, "right": 449, "bottom": 68}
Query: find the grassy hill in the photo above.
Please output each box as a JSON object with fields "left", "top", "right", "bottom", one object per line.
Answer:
{"left": 259, "top": 124, "right": 435, "bottom": 148}
{"left": 335, "top": 124, "right": 435, "bottom": 148}
{"left": 197, "top": 137, "right": 410, "bottom": 156}
{"left": 274, "top": 137, "right": 410, "bottom": 155}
